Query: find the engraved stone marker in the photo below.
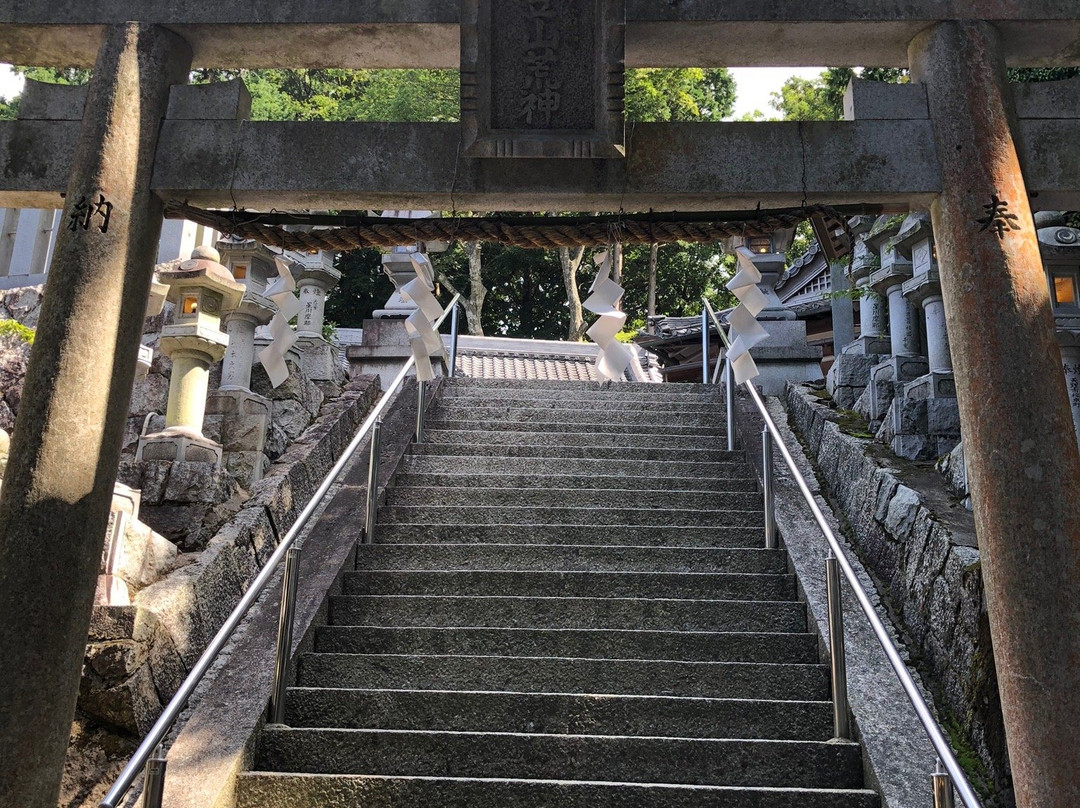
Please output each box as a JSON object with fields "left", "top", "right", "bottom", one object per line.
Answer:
{"left": 461, "top": 0, "right": 625, "bottom": 158}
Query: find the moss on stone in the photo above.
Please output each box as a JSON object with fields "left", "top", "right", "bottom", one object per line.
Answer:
{"left": 0, "top": 319, "right": 34, "bottom": 344}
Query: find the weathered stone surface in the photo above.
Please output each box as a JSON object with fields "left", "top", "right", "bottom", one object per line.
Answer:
{"left": 786, "top": 382, "right": 1010, "bottom": 804}
{"left": 826, "top": 352, "right": 879, "bottom": 409}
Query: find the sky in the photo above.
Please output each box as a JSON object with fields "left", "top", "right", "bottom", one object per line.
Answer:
{"left": 0, "top": 64, "right": 827, "bottom": 117}
{"left": 728, "top": 67, "right": 825, "bottom": 119}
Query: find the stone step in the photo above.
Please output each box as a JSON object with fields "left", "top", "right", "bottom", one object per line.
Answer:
{"left": 378, "top": 504, "right": 765, "bottom": 528}
{"left": 391, "top": 472, "right": 759, "bottom": 494}
{"left": 425, "top": 428, "right": 732, "bottom": 449}
{"left": 341, "top": 570, "right": 795, "bottom": 601}
{"left": 283, "top": 688, "right": 833, "bottom": 740}
{"left": 429, "top": 404, "right": 725, "bottom": 427}
{"left": 440, "top": 378, "right": 717, "bottom": 394}
{"left": 425, "top": 418, "right": 728, "bottom": 436}
{"left": 297, "top": 654, "right": 827, "bottom": 701}
{"left": 407, "top": 442, "right": 738, "bottom": 463}
{"left": 236, "top": 774, "right": 879, "bottom": 808}
{"left": 368, "top": 524, "right": 768, "bottom": 548}
{"left": 432, "top": 398, "right": 725, "bottom": 415}
{"left": 236, "top": 773, "right": 876, "bottom": 808}
{"left": 255, "top": 728, "right": 863, "bottom": 789}
{"left": 314, "top": 626, "right": 819, "bottom": 664}
{"left": 438, "top": 398, "right": 725, "bottom": 415}
{"left": 355, "top": 545, "right": 788, "bottom": 574}
{"left": 399, "top": 454, "right": 751, "bottom": 478}
{"left": 328, "top": 595, "right": 805, "bottom": 632}
{"left": 384, "top": 486, "right": 763, "bottom": 512}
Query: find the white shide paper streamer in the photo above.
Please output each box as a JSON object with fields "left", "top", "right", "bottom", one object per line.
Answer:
{"left": 258, "top": 256, "right": 302, "bottom": 388}
{"left": 389, "top": 252, "right": 447, "bottom": 382}
{"left": 724, "top": 247, "right": 771, "bottom": 385}
{"left": 583, "top": 250, "right": 635, "bottom": 382}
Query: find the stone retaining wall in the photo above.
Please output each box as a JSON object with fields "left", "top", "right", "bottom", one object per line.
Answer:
{"left": 75, "top": 375, "right": 380, "bottom": 748}
{"left": 784, "top": 383, "right": 1011, "bottom": 807}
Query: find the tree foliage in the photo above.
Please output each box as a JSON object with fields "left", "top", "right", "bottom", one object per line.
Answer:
{"left": 770, "top": 65, "right": 1080, "bottom": 122}
{"left": 770, "top": 68, "right": 907, "bottom": 121}
{"left": 625, "top": 68, "right": 735, "bottom": 122}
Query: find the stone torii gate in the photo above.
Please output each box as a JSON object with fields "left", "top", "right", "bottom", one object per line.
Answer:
{"left": 0, "top": 5, "right": 1078, "bottom": 808}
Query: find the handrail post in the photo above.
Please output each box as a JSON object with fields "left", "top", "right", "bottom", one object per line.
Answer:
{"left": 826, "top": 552, "right": 852, "bottom": 739}
{"left": 762, "top": 427, "right": 777, "bottom": 549}
{"left": 725, "top": 356, "right": 735, "bottom": 452}
{"left": 268, "top": 546, "right": 301, "bottom": 725}
{"left": 933, "top": 759, "right": 956, "bottom": 808}
{"left": 141, "top": 745, "right": 167, "bottom": 808}
{"left": 415, "top": 379, "right": 427, "bottom": 443}
{"left": 448, "top": 302, "right": 460, "bottom": 378}
{"left": 701, "top": 308, "right": 709, "bottom": 385}
{"left": 363, "top": 418, "right": 382, "bottom": 544}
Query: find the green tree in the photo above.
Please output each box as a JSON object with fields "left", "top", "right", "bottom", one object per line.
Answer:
{"left": 324, "top": 248, "right": 392, "bottom": 325}
{"left": 770, "top": 67, "right": 906, "bottom": 121}
{"left": 620, "top": 242, "right": 735, "bottom": 332}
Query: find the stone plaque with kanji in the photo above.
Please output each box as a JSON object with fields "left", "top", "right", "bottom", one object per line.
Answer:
{"left": 461, "top": 0, "right": 625, "bottom": 158}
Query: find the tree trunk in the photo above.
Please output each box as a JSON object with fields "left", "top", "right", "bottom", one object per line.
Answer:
{"left": 647, "top": 242, "right": 659, "bottom": 327}
{"left": 438, "top": 241, "right": 486, "bottom": 336}
{"left": 559, "top": 246, "right": 587, "bottom": 341}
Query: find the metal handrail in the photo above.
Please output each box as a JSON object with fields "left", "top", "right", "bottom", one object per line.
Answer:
{"left": 100, "top": 293, "right": 461, "bottom": 808}
{"left": 702, "top": 297, "right": 980, "bottom": 808}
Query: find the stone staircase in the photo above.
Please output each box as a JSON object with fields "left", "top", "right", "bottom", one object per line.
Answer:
{"left": 236, "top": 378, "right": 880, "bottom": 807}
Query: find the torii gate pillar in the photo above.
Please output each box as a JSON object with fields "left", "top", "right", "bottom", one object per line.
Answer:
{"left": 910, "top": 22, "right": 1080, "bottom": 807}
{"left": 0, "top": 24, "right": 192, "bottom": 808}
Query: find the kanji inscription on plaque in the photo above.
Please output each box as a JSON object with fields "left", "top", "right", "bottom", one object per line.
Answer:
{"left": 461, "top": 0, "right": 625, "bottom": 158}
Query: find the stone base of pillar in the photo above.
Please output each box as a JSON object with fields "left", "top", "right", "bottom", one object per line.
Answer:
{"left": 206, "top": 390, "right": 271, "bottom": 487}
{"left": 826, "top": 350, "right": 884, "bottom": 410}
{"left": 295, "top": 336, "right": 342, "bottom": 383}
{"left": 868, "top": 355, "right": 929, "bottom": 425}
{"left": 346, "top": 319, "right": 447, "bottom": 390}
{"left": 904, "top": 371, "right": 957, "bottom": 401}
{"left": 879, "top": 395, "right": 961, "bottom": 461}
{"left": 136, "top": 428, "right": 223, "bottom": 467}
{"left": 843, "top": 335, "right": 893, "bottom": 356}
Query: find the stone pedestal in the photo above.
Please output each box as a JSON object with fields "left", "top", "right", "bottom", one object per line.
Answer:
{"left": 868, "top": 355, "right": 930, "bottom": 425}
{"left": 826, "top": 352, "right": 882, "bottom": 410}
{"left": 1057, "top": 333, "right": 1080, "bottom": 446}
{"left": 745, "top": 319, "right": 823, "bottom": 396}
{"left": 346, "top": 318, "right": 446, "bottom": 389}
{"left": 220, "top": 293, "right": 274, "bottom": 392}
{"left": 206, "top": 389, "right": 271, "bottom": 487}
{"left": 295, "top": 335, "right": 341, "bottom": 385}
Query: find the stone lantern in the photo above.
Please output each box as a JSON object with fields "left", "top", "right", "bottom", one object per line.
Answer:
{"left": 138, "top": 246, "right": 244, "bottom": 467}
{"left": 216, "top": 236, "right": 280, "bottom": 295}
{"left": 1038, "top": 214, "right": 1080, "bottom": 444}
{"left": 727, "top": 229, "right": 796, "bottom": 321}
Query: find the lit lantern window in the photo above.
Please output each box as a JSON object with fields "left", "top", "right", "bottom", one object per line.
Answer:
{"left": 748, "top": 237, "right": 772, "bottom": 254}
{"left": 233, "top": 264, "right": 248, "bottom": 280}
{"left": 181, "top": 295, "right": 199, "bottom": 316}
{"left": 1053, "top": 274, "right": 1078, "bottom": 307}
